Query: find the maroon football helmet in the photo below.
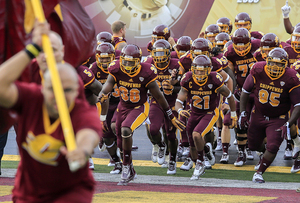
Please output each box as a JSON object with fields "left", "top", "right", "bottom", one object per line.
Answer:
{"left": 266, "top": 48, "right": 288, "bottom": 79}
{"left": 260, "top": 33, "right": 280, "bottom": 59}
{"left": 96, "top": 32, "right": 113, "bottom": 45}
{"left": 224, "top": 40, "right": 233, "bottom": 50}
{"left": 176, "top": 36, "right": 192, "bottom": 58}
{"left": 291, "top": 26, "right": 300, "bottom": 53}
{"left": 215, "top": 33, "right": 231, "bottom": 52}
{"left": 204, "top": 24, "right": 220, "bottom": 46}
{"left": 152, "top": 39, "right": 171, "bottom": 69}
{"left": 152, "top": 24, "right": 170, "bottom": 42}
{"left": 234, "top": 12, "right": 252, "bottom": 31}
{"left": 191, "top": 55, "right": 212, "bottom": 83}
{"left": 296, "top": 23, "right": 300, "bottom": 28}
{"left": 217, "top": 17, "right": 233, "bottom": 34}
{"left": 120, "top": 44, "right": 142, "bottom": 75}
{"left": 191, "top": 38, "right": 212, "bottom": 58}
{"left": 95, "top": 43, "right": 115, "bottom": 73}
{"left": 232, "top": 28, "right": 251, "bottom": 56}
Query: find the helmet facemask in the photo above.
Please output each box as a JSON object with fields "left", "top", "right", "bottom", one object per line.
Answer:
{"left": 266, "top": 57, "right": 287, "bottom": 79}
{"left": 120, "top": 55, "right": 141, "bottom": 75}
{"left": 291, "top": 34, "right": 300, "bottom": 53}
{"left": 191, "top": 65, "right": 211, "bottom": 84}
{"left": 96, "top": 52, "right": 115, "bottom": 72}
{"left": 233, "top": 42, "right": 251, "bottom": 57}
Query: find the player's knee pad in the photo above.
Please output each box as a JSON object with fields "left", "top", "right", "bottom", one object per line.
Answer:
{"left": 236, "top": 128, "right": 247, "bottom": 134}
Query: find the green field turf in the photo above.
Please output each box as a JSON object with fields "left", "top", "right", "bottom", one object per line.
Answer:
{"left": 2, "top": 160, "right": 299, "bottom": 183}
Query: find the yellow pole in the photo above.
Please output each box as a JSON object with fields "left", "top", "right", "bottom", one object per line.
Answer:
{"left": 31, "top": 0, "right": 79, "bottom": 171}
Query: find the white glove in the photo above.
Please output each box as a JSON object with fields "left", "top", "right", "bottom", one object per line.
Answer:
{"left": 281, "top": 1, "right": 291, "bottom": 19}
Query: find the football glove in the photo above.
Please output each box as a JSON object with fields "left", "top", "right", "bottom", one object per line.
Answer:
{"left": 281, "top": 1, "right": 291, "bottom": 19}
{"left": 230, "top": 111, "right": 238, "bottom": 129}
{"left": 162, "top": 80, "right": 174, "bottom": 95}
{"left": 178, "top": 109, "right": 191, "bottom": 119}
{"left": 276, "top": 122, "right": 291, "bottom": 140}
{"left": 238, "top": 111, "right": 249, "bottom": 130}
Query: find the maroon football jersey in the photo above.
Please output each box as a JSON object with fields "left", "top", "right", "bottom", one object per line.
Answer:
{"left": 143, "top": 57, "right": 180, "bottom": 106}
{"left": 180, "top": 71, "right": 224, "bottom": 114}
{"left": 224, "top": 39, "right": 260, "bottom": 88}
{"left": 113, "top": 36, "right": 127, "bottom": 49}
{"left": 108, "top": 61, "right": 157, "bottom": 108}
{"left": 89, "top": 61, "right": 120, "bottom": 104}
{"left": 179, "top": 51, "right": 224, "bottom": 73}
{"left": 284, "top": 46, "right": 300, "bottom": 67}
{"left": 291, "top": 59, "right": 300, "bottom": 74}
{"left": 254, "top": 42, "right": 291, "bottom": 62}
{"left": 243, "top": 61, "right": 300, "bottom": 117}
{"left": 253, "top": 49, "right": 264, "bottom": 62}
{"left": 251, "top": 31, "right": 264, "bottom": 39}
{"left": 171, "top": 50, "right": 179, "bottom": 59}
{"left": 11, "top": 82, "right": 101, "bottom": 201}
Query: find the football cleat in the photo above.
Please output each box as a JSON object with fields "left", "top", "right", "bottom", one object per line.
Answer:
{"left": 167, "top": 161, "right": 177, "bottom": 175}
{"left": 177, "top": 146, "right": 183, "bottom": 158}
{"left": 205, "top": 143, "right": 215, "bottom": 166}
{"left": 215, "top": 137, "right": 222, "bottom": 151}
{"left": 291, "top": 157, "right": 300, "bottom": 173}
{"left": 245, "top": 148, "right": 254, "bottom": 160}
{"left": 157, "top": 145, "right": 167, "bottom": 165}
{"left": 252, "top": 172, "right": 265, "bottom": 183}
{"left": 220, "top": 153, "right": 229, "bottom": 164}
{"left": 161, "top": 155, "right": 169, "bottom": 168}
{"left": 182, "top": 147, "right": 190, "bottom": 157}
{"left": 180, "top": 157, "right": 194, "bottom": 171}
{"left": 117, "top": 163, "right": 137, "bottom": 186}
{"left": 190, "top": 160, "right": 205, "bottom": 180}
{"left": 110, "top": 162, "right": 122, "bottom": 174}
{"left": 284, "top": 148, "right": 293, "bottom": 160}
{"left": 234, "top": 151, "right": 246, "bottom": 167}
{"left": 89, "top": 158, "right": 94, "bottom": 170}
{"left": 151, "top": 144, "right": 159, "bottom": 163}
{"left": 107, "top": 159, "right": 115, "bottom": 167}
{"left": 204, "top": 156, "right": 212, "bottom": 169}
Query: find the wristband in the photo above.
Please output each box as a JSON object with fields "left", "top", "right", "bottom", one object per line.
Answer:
{"left": 176, "top": 99, "right": 184, "bottom": 105}
{"left": 177, "top": 108, "right": 183, "bottom": 114}
{"left": 100, "top": 115, "right": 107, "bottom": 121}
{"left": 226, "top": 91, "right": 232, "bottom": 99}
{"left": 231, "top": 111, "right": 237, "bottom": 118}
{"left": 24, "top": 43, "right": 42, "bottom": 59}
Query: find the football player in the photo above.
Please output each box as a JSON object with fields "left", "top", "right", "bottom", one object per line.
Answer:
{"left": 171, "top": 36, "right": 192, "bottom": 59}
{"left": 143, "top": 39, "right": 181, "bottom": 174}
{"left": 239, "top": 48, "right": 300, "bottom": 183}
{"left": 146, "top": 24, "right": 177, "bottom": 54}
{"left": 217, "top": 17, "right": 233, "bottom": 35}
{"left": 99, "top": 44, "right": 185, "bottom": 185}
{"left": 89, "top": 43, "right": 123, "bottom": 174}
{"left": 176, "top": 38, "right": 233, "bottom": 169}
{"left": 224, "top": 28, "right": 261, "bottom": 166}
{"left": 204, "top": 24, "right": 221, "bottom": 47}
{"left": 175, "top": 55, "right": 237, "bottom": 180}
{"left": 234, "top": 12, "right": 264, "bottom": 40}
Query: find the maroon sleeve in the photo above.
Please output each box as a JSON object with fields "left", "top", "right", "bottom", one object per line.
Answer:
{"left": 76, "top": 65, "right": 95, "bottom": 88}
{"left": 290, "top": 87, "right": 300, "bottom": 106}
{"left": 180, "top": 72, "right": 192, "bottom": 89}
{"left": 242, "top": 74, "right": 255, "bottom": 93}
